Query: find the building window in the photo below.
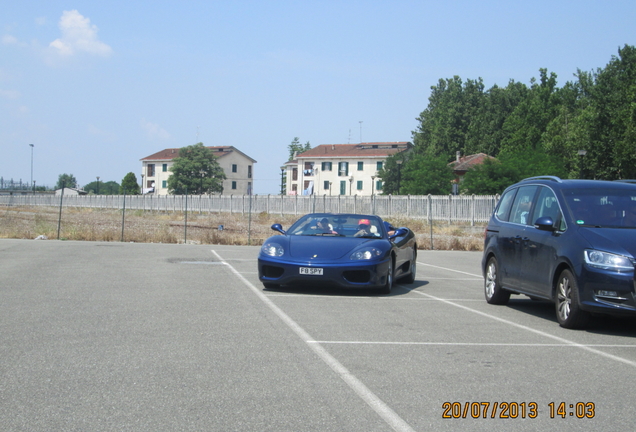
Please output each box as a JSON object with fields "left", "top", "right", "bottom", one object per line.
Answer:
{"left": 231, "top": 181, "right": 237, "bottom": 190}
{"left": 376, "top": 180, "right": 383, "bottom": 191}
{"left": 232, "top": 164, "right": 237, "bottom": 173}
{"left": 162, "top": 164, "right": 168, "bottom": 172}
{"left": 162, "top": 180, "right": 167, "bottom": 188}
{"left": 321, "top": 162, "right": 332, "bottom": 171}
{"left": 357, "top": 180, "right": 363, "bottom": 190}
{"left": 304, "top": 162, "right": 314, "bottom": 176}
{"left": 377, "top": 161, "right": 383, "bottom": 170}
{"left": 247, "top": 182, "right": 252, "bottom": 195}
{"left": 324, "top": 180, "right": 330, "bottom": 190}
{"left": 340, "top": 180, "right": 346, "bottom": 195}
{"left": 292, "top": 168, "right": 298, "bottom": 181}
{"left": 247, "top": 165, "right": 252, "bottom": 178}
{"left": 357, "top": 161, "right": 364, "bottom": 171}
{"left": 147, "top": 164, "right": 155, "bottom": 177}
{"left": 338, "top": 162, "right": 349, "bottom": 176}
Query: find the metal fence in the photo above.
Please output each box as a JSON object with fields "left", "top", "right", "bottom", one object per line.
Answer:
{"left": 0, "top": 193, "right": 499, "bottom": 225}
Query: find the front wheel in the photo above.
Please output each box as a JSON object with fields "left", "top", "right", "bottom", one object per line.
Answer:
{"left": 401, "top": 249, "right": 417, "bottom": 284}
{"left": 555, "top": 269, "right": 590, "bottom": 329}
{"left": 378, "top": 259, "right": 394, "bottom": 294}
{"left": 484, "top": 257, "right": 510, "bottom": 305}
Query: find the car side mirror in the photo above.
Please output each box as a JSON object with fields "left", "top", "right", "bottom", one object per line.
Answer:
{"left": 534, "top": 216, "right": 556, "bottom": 232}
{"left": 271, "top": 223, "right": 286, "bottom": 234}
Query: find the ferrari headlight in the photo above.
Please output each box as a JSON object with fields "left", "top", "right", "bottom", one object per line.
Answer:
{"left": 261, "top": 242, "right": 284, "bottom": 257}
{"left": 584, "top": 250, "right": 633, "bottom": 271}
{"left": 350, "top": 247, "right": 382, "bottom": 260}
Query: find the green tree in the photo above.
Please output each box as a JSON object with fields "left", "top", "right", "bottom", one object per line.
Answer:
{"left": 461, "top": 148, "right": 568, "bottom": 194}
{"left": 167, "top": 143, "right": 226, "bottom": 195}
{"left": 575, "top": 45, "right": 636, "bottom": 179}
{"left": 400, "top": 153, "right": 454, "bottom": 195}
{"left": 120, "top": 172, "right": 139, "bottom": 195}
{"left": 500, "top": 69, "right": 560, "bottom": 153}
{"left": 55, "top": 173, "right": 78, "bottom": 189}
{"left": 288, "top": 137, "right": 311, "bottom": 161}
{"left": 85, "top": 180, "right": 120, "bottom": 194}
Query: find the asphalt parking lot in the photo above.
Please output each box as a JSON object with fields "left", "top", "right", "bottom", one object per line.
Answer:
{"left": 2, "top": 239, "right": 636, "bottom": 431}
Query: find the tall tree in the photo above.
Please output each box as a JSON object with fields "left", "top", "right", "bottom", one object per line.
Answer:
{"left": 120, "top": 172, "right": 140, "bottom": 195}
{"left": 500, "top": 69, "right": 560, "bottom": 153}
{"left": 55, "top": 173, "right": 78, "bottom": 189}
{"left": 400, "top": 153, "right": 454, "bottom": 195}
{"left": 84, "top": 179, "right": 120, "bottom": 194}
{"left": 167, "top": 143, "right": 226, "bottom": 195}
{"left": 288, "top": 137, "right": 311, "bottom": 161}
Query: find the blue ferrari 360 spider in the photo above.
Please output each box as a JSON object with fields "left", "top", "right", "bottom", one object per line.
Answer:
{"left": 258, "top": 213, "right": 417, "bottom": 293}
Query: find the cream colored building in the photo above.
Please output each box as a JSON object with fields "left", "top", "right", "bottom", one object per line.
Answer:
{"left": 140, "top": 146, "right": 256, "bottom": 195}
{"left": 284, "top": 142, "right": 412, "bottom": 196}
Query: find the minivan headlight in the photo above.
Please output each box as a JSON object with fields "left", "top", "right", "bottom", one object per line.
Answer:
{"left": 584, "top": 250, "right": 633, "bottom": 271}
{"left": 261, "top": 243, "right": 284, "bottom": 257}
{"left": 350, "top": 247, "right": 382, "bottom": 260}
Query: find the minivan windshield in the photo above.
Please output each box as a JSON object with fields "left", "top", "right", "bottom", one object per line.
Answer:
{"left": 563, "top": 187, "right": 636, "bottom": 228}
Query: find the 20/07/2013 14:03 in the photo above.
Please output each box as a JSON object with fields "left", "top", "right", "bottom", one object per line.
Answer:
{"left": 441, "top": 401, "right": 595, "bottom": 419}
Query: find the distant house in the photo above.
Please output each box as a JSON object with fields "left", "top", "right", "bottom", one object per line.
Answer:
{"left": 448, "top": 152, "right": 497, "bottom": 188}
{"left": 55, "top": 187, "right": 87, "bottom": 196}
{"left": 284, "top": 142, "right": 412, "bottom": 196}
{"left": 140, "top": 146, "right": 257, "bottom": 195}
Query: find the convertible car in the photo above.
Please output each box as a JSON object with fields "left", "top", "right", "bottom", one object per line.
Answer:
{"left": 258, "top": 213, "right": 417, "bottom": 293}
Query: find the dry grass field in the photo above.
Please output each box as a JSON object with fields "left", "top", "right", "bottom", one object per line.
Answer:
{"left": 0, "top": 206, "right": 485, "bottom": 251}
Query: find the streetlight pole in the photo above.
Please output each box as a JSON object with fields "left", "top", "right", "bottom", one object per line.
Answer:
{"left": 578, "top": 149, "right": 587, "bottom": 179}
{"left": 96, "top": 176, "right": 100, "bottom": 194}
{"left": 396, "top": 159, "right": 403, "bottom": 195}
{"left": 280, "top": 166, "right": 285, "bottom": 195}
{"left": 371, "top": 175, "right": 376, "bottom": 214}
{"left": 29, "top": 144, "right": 34, "bottom": 193}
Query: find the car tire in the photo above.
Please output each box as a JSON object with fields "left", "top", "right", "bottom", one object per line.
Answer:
{"left": 484, "top": 257, "right": 510, "bottom": 305}
{"left": 379, "top": 259, "right": 394, "bottom": 294}
{"left": 401, "top": 249, "right": 417, "bottom": 284}
{"left": 555, "top": 269, "right": 590, "bottom": 329}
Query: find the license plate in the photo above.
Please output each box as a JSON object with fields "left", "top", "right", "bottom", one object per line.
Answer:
{"left": 300, "top": 267, "right": 323, "bottom": 275}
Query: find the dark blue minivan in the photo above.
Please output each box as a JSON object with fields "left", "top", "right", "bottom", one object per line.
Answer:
{"left": 482, "top": 176, "right": 636, "bottom": 329}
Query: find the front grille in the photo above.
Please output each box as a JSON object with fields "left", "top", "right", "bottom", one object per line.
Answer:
{"left": 262, "top": 265, "right": 284, "bottom": 278}
{"left": 343, "top": 270, "right": 371, "bottom": 283}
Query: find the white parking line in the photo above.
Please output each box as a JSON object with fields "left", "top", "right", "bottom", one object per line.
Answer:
{"left": 211, "top": 250, "right": 416, "bottom": 432}
{"left": 409, "top": 288, "right": 636, "bottom": 368}
{"left": 312, "top": 341, "right": 636, "bottom": 348}
{"left": 418, "top": 261, "right": 482, "bottom": 278}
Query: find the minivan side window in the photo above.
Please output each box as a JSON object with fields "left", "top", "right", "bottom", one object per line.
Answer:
{"left": 495, "top": 188, "right": 517, "bottom": 221}
{"left": 534, "top": 186, "right": 565, "bottom": 231}
{"left": 510, "top": 186, "right": 539, "bottom": 225}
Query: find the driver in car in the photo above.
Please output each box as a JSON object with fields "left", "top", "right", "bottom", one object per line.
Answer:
{"left": 316, "top": 217, "right": 338, "bottom": 234}
{"left": 354, "top": 219, "right": 373, "bottom": 237}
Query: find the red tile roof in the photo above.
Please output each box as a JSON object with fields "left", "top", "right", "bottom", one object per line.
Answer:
{"left": 141, "top": 146, "right": 237, "bottom": 161}
{"left": 449, "top": 153, "right": 497, "bottom": 173}
{"left": 295, "top": 142, "right": 412, "bottom": 160}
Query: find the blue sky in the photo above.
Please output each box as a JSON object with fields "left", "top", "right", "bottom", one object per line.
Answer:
{"left": 1, "top": 1, "right": 635, "bottom": 194}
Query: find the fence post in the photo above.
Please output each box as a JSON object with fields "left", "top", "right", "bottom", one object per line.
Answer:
{"left": 428, "top": 194, "right": 433, "bottom": 249}
{"left": 121, "top": 191, "right": 127, "bottom": 242}
{"left": 57, "top": 186, "right": 65, "bottom": 240}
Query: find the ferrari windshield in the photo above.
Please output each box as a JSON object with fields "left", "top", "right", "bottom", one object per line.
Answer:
{"left": 287, "top": 214, "right": 384, "bottom": 238}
